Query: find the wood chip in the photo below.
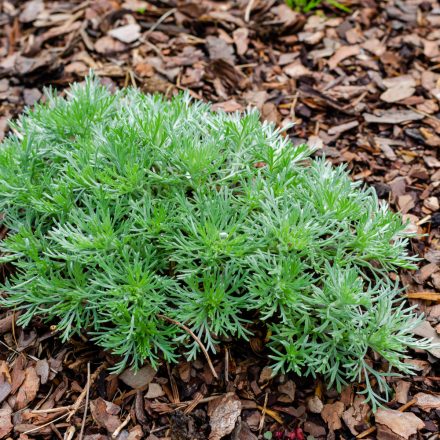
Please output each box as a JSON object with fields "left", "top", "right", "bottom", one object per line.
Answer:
{"left": 424, "top": 197, "right": 439, "bottom": 211}
{"left": 208, "top": 394, "right": 241, "bottom": 440}
{"left": 119, "top": 365, "right": 156, "bottom": 389}
{"left": 380, "top": 86, "right": 415, "bottom": 103}
{"left": 206, "top": 36, "right": 235, "bottom": 63}
{"left": 342, "top": 396, "right": 369, "bottom": 436}
{"left": 90, "top": 398, "right": 121, "bottom": 433}
{"left": 307, "top": 396, "right": 323, "bottom": 414}
{"left": 16, "top": 367, "right": 40, "bottom": 410}
{"left": 258, "top": 366, "right": 273, "bottom": 384}
{"left": 19, "top": 0, "right": 44, "bottom": 23}
{"left": 95, "top": 36, "right": 127, "bottom": 54}
{"left": 284, "top": 61, "right": 311, "bottom": 78}
{"left": 382, "top": 75, "right": 416, "bottom": 89}
{"left": 146, "top": 383, "right": 164, "bottom": 399}
{"left": 0, "top": 362, "right": 11, "bottom": 405}
{"left": 108, "top": 24, "right": 141, "bottom": 44}
{"left": 0, "top": 404, "right": 13, "bottom": 439}
{"left": 327, "top": 120, "right": 359, "bottom": 135}
{"left": 395, "top": 381, "right": 411, "bottom": 405}
{"left": 298, "top": 31, "right": 324, "bottom": 45}
{"left": 412, "top": 321, "right": 440, "bottom": 358}
{"left": 364, "top": 110, "right": 424, "bottom": 124}
{"left": 328, "top": 45, "right": 360, "bottom": 69}
{"left": 278, "top": 380, "right": 296, "bottom": 402}
{"left": 233, "top": 28, "right": 249, "bottom": 56}
{"left": 375, "top": 409, "right": 424, "bottom": 440}
{"left": 413, "top": 392, "right": 440, "bottom": 411}
{"left": 212, "top": 100, "right": 243, "bottom": 112}
{"left": 321, "top": 402, "right": 344, "bottom": 431}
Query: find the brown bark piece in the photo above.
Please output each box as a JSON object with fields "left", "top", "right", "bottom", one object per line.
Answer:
{"left": 208, "top": 394, "right": 242, "bottom": 440}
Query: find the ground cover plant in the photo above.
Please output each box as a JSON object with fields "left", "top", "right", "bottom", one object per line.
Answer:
{"left": 0, "top": 76, "right": 433, "bottom": 408}
{"left": 284, "top": 0, "right": 350, "bottom": 13}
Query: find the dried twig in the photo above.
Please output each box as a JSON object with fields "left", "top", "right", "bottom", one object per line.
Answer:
{"left": 151, "top": 393, "right": 224, "bottom": 414}
{"left": 258, "top": 393, "right": 268, "bottom": 436}
{"left": 112, "top": 413, "right": 131, "bottom": 439}
{"left": 406, "top": 291, "right": 440, "bottom": 301}
{"left": 22, "top": 413, "right": 70, "bottom": 435}
{"left": 64, "top": 426, "right": 76, "bottom": 440}
{"left": 224, "top": 348, "right": 229, "bottom": 383}
{"left": 184, "top": 391, "right": 204, "bottom": 414}
{"left": 0, "top": 340, "right": 58, "bottom": 374}
{"left": 157, "top": 314, "right": 218, "bottom": 379}
{"left": 145, "top": 8, "right": 177, "bottom": 36}
{"left": 398, "top": 398, "right": 417, "bottom": 412}
{"left": 78, "top": 362, "right": 91, "bottom": 440}
{"left": 167, "top": 364, "right": 180, "bottom": 403}
{"left": 356, "top": 426, "right": 376, "bottom": 439}
{"left": 256, "top": 404, "right": 283, "bottom": 424}
{"left": 23, "top": 363, "right": 102, "bottom": 436}
{"left": 244, "top": 0, "right": 256, "bottom": 22}
{"left": 68, "top": 362, "right": 108, "bottom": 421}
{"left": 28, "top": 406, "right": 73, "bottom": 415}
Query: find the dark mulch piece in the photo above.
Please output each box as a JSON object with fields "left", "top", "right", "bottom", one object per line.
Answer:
{"left": 0, "top": 0, "right": 439, "bottom": 438}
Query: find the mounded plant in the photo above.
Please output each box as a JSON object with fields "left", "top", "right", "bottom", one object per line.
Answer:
{"left": 0, "top": 76, "right": 432, "bottom": 407}
{"left": 284, "top": 0, "right": 350, "bottom": 13}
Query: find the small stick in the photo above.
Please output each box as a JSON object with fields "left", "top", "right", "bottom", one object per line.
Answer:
{"left": 150, "top": 424, "right": 170, "bottom": 434}
{"left": 112, "top": 413, "right": 131, "bottom": 439}
{"left": 157, "top": 315, "right": 218, "bottom": 379}
{"left": 413, "top": 376, "right": 440, "bottom": 381}
{"left": 356, "top": 426, "right": 376, "bottom": 439}
{"left": 167, "top": 364, "right": 180, "bottom": 404}
{"left": 50, "top": 422, "right": 63, "bottom": 440}
{"left": 27, "top": 406, "right": 73, "bottom": 415}
{"left": 67, "top": 362, "right": 108, "bottom": 421}
{"left": 78, "top": 362, "right": 91, "bottom": 440}
{"left": 151, "top": 393, "right": 225, "bottom": 413}
{"left": 406, "top": 292, "right": 440, "bottom": 301}
{"left": 64, "top": 426, "right": 75, "bottom": 440}
{"left": 224, "top": 348, "right": 229, "bottom": 383}
{"left": 184, "top": 391, "right": 204, "bottom": 414}
{"left": 258, "top": 393, "right": 268, "bottom": 435}
{"left": 33, "top": 384, "right": 54, "bottom": 412}
{"left": 22, "top": 413, "right": 70, "bottom": 435}
{"left": 11, "top": 312, "right": 18, "bottom": 348}
{"left": 66, "top": 358, "right": 88, "bottom": 370}
{"left": 0, "top": 340, "right": 59, "bottom": 375}
{"left": 257, "top": 405, "right": 283, "bottom": 425}
{"left": 398, "top": 398, "right": 417, "bottom": 412}
{"left": 244, "top": 0, "right": 256, "bottom": 22}
{"left": 124, "top": 71, "right": 130, "bottom": 88}
{"left": 145, "top": 9, "right": 177, "bottom": 36}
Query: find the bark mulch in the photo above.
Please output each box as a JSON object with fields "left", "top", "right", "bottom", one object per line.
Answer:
{"left": 0, "top": 0, "right": 439, "bottom": 439}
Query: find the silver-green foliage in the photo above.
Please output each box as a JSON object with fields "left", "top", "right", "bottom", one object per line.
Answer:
{"left": 0, "top": 76, "right": 431, "bottom": 407}
{"left": 284, "top": 0, "right": 350, "bottom": 13}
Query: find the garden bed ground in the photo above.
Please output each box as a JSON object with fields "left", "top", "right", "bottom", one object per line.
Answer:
{"left": 0, "top": 0, "right": 439, "bottom": 438}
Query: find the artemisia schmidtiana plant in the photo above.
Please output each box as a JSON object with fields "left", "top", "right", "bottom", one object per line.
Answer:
{"left": 0, "top": 76, "right": 433, "bottom": 408}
